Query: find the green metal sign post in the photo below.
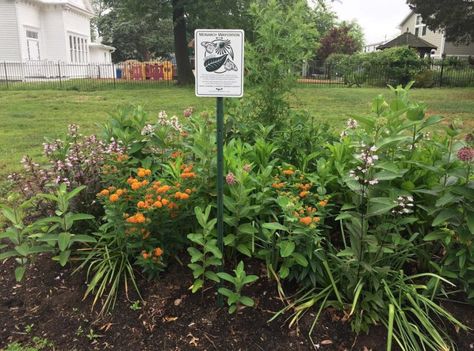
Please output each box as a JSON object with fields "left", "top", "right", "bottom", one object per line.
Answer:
{"left": 194, "top": 29, "right": 244, "bottom": 307}
{"left": 216, "top": 97, "right": 225, "bottom": 306}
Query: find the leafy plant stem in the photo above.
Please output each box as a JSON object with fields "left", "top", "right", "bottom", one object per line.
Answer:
{"left": 443, "top": 136, "right": 453, "bottom": 186}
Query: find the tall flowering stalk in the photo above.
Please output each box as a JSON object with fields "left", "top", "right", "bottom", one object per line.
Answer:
{"left": 348, "top": 144, "right": 379, "bottom": 279}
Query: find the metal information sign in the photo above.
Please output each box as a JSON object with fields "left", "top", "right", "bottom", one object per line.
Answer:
{"left": 195, "top": 29, "right": 244, "bottom": 97}
{"left": 194, "top": 29, "right": 244, "bottom": 306}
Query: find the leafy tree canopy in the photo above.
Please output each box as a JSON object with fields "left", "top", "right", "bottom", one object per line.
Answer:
{"left": 407, "top": 0, "right": 474, "bottom": 44}
{"left": 316, "top": 20, "right": 364, "bottom": 63}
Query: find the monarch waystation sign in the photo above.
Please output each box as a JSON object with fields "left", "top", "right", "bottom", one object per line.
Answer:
{"left": 194, "top": 29, "right": 244, "bottom": 97}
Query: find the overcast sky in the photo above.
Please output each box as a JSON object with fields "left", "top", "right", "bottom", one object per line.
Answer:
{"left": 328, "top": 0, "right": 412, "bottom": 45}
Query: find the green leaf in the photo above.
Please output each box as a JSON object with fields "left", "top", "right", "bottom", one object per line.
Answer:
{"left": 435, "top": 192, "right": 457, "bottom": 207}
{"left": 187, "top": 247, "right": 204, "bottom": 262}
{"left": 15, "top": 266, "right": 26, "bottom": 282}
{"left": 217, "top": 287, "right": 233, "bottom": 298}
{"left": 70, "top": 235, "right": 96, "bottom": 243}
{"left": 0, "top": 250, "right": 18, "bottom": 260}
{"left": 237, "top": 244, "right": 252, "bottom": 257}
{"left": 58, "top": 232, "right": 71, "bottom": 251}
{"left": 279, "top": 265, "right": 289, "bottom": 279}
{"left": 292, "top": 252, "right": 308, "bottom": 267}
{"left": 424, "top": 231, "right": 446, "bottom": 241}
{"left": 1, "top": 207, "right": 16, "bottom": 224}
{"left": 68, "top": 213, "right": 95, "bottom": 222}
{"left": 243, "top": 275, "right": 259, "bottom": 285}
{"left": 192, "top": 266, "right": 205, "bottom": 279}
{"left": 15, "top": 244, "right": 30, "bottom": 257}
{"left": 224, "top": 234, "right": 236, "bottom": 246}
{"left": 204, "top": 271, "right": 220, "bottom": 283}
{"left": 238, "top": 223, "right": 257, "bottom": 235}
{"left": 467, "top": 212, "right": 474, "bottom": 235}
{"left": 65, "top": 186, "right": 86, "bottom": 201}
{"left": 432, "top": 209, "right": 459, "bottom": 226}
{"left": 239, "top": 296, "right": 255, "bottom": 307}
{"left": 191, "top": 279, "right": 204, "bottom": 293}
{"left": 187, "top": 233, "right": 205, "bottom": 245}
{"left": 262, "top": 222, "right": 288, "bottom": 232}
{"left": 367, "top": 198, "right": 397, "bottom": 217}
{"left": 217, "top": 272, "right": 235, "bottom": 283}
{"left": 187, "top": 263, "right": 202, "bottom": 271}
{"left": 228, "top": 305, "right": 237, "bottom": 314}
{"left": 279, "top": 241, "right": 295, "bottom": 258}
{"left": 57, "top": 250, "right": 71, "bottom": 266}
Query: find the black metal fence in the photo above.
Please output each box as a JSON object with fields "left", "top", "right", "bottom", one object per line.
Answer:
{"left": 1, "top": 60, "right": 473, "bottom": 90}
{"left": 299, "top": 61, "right": 474, "bottom": 88}
{"left": 0, "top": 61, "right": 177, "bottom": 91}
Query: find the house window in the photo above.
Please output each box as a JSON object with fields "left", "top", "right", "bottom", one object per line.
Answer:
{"left": 68, "top": 34, "right": 88, "bottom": 63}
{"left": 25, "top": 29, "right": 40, "bottom": 60}
{"left": 414, "top": 14, "right": 427, "bottom": 37}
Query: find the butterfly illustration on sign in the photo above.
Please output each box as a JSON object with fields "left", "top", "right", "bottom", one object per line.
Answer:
{"left": 202, "top": 39, "right": 238, "bottom": 73}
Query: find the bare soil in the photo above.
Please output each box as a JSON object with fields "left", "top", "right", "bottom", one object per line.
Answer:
{"left": 1, "top": 255, "right": 473, "bottom": 351}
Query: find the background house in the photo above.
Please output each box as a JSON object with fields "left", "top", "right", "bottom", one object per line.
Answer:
{"left": 0, "top": 0, "right": 115, "bottom": 80}
{"left": 399, "top": 11, "right": 474, "bottom": 59}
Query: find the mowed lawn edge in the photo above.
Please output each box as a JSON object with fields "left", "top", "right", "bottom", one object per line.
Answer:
{"left": 0, "top": 86, "right": 473, "bottom": 178}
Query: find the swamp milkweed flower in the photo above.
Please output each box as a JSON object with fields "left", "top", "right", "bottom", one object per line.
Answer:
{"left": 457, "top": 147, "right": 474, "bottom": 162}
{"left": 226, "top": 172, "right": 236, "bottom": 185}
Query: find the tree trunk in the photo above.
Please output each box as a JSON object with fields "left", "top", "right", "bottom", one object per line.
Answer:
{"left": 172, "top": 0, "right": 194, "bottom": 85}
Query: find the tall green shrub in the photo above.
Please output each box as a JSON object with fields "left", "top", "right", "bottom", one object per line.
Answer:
{"left": 245, "top": 0, "right": 316, "bottom": 125}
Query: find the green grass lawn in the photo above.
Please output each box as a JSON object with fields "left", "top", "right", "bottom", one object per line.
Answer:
{"left": 1, "top": 86, "right": 473, "bottom": 178}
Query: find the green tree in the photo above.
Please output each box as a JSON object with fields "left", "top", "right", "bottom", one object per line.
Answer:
{"left": 407, "top": 0, "right": 474, "bottom": 44}
{"left": 245, "top": 0, "right": 317, "bottom": 124}
{"left": 96, "top": 0, "right": 254, "bottom": 84}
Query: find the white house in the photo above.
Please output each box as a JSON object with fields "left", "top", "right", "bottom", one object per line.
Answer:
{"left": 399, "top": 11, "right": 474, "bottom": 59}
{"left": 0, "top": 0, "right": 115, "bottom": 80}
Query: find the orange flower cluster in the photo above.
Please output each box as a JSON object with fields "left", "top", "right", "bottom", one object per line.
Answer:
{"left": 180, "top": 164, "right": 196, "bottom": 179}
{"left": 137, "top": 167, "right": 152, "bottom": 178}
{"left": 282, "top": 169, "right": 295, "bottom": 176}
{"left": 116, "top": 154, "right": 129, "bottom": 162}
{"left": 128, "top": 177, "right": 149, "bottom": 190}
{"left": 319, "top": 200, "right": 328, "bottom": 207}
{"left": 299, "top": 216, "right": 320, "bottom": 226}
{"left": 272, "top": 182, "right": 286, "bottom": 189}
{"left": 171, "top": 150, "right": 183, "bottom": 159}
{"left": 97, "top": 187, "right": 127, "bottom": 202}
{"left": 126, "top": 213, "right": 146, "bottom": 224}
{"left": 294, "top": 205, "right": 321, "bottom": 226}
{"left": 142, "top": 247, "right": 164, "bottom": 260}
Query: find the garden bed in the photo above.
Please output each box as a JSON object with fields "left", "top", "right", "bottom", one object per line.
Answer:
{"left": 1, "top": 254, "right": 473, "bottom": 350}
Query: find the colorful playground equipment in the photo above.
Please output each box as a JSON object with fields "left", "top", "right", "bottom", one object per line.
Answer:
{"left": 121, "top": 60, "right": 174, "bottom": 81}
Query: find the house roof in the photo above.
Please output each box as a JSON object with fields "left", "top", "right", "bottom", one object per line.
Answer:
{"left": 89, "top": 42, "right": 115, "bottom": 52}
{"left": 399, "top": 10, "right": 415, "bottom": 28}
{"left": 36, "top": 0, "right": 94, "bottom": 16}
{"left": 376, "top": 32, "right": 437, "bottom": 50}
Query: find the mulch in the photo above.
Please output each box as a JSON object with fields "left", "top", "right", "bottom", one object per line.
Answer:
{"left": 1, "top": 255, "right": 473, "bottom": 351}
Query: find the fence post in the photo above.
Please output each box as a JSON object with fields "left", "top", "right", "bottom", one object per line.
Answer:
{"left": 112, "top": 63, "right": 116, "bottom": 88}
{"left": 439, "top": 53, "right": 446, "bottom": 87}
{"left": 3, "top": 61, "right": 8, "bottom": 89}
{"left": 98, "top": 64, "right": 101, "bottom": 79}
{"left": 57, "top": 61, "right": 62, "bottom": 88}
